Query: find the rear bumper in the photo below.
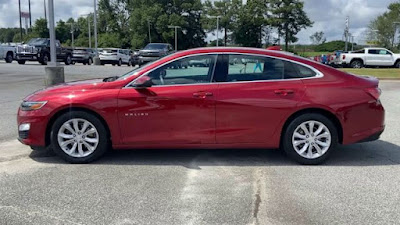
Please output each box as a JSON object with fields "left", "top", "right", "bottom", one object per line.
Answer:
{"left": 356, "top": 127, "right": 385, "bottom": 143}
{"left": 100, "top": 59, "right": 118, "bottom": 64}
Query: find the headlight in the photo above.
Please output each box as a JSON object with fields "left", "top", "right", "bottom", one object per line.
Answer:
{"left": 20, "top": 101, "right": 47, "bottom": 111}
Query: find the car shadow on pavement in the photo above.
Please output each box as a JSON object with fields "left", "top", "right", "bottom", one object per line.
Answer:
{"left": 30, "top": 140, "right": 400, "bottom": 167}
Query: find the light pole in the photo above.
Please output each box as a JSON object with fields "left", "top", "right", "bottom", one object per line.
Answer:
{"left": 66, "top": 23, "right": 75, "bottom": 48}
{"left": 393, "top": 22, "right": 400, "bottom": 48}
{"left": 147, "top": 19, "right": 152, "bottom": 43}
{"left": 93, "top": 0, "right": 100, "bottom": 65}
{"left": 45, "top": 0, "right": 64, "bottom": 86}
{"left": 168, "top": 25, "right": 181, "bottom": 51}
{"left": 210, "top": 16, "right": 221, "bottom": 47}
{"left": 81, "top": 14, "right": 92, "bottom": 48}
{"left": 18, "top": 0, "right": 22, "bottom": 41}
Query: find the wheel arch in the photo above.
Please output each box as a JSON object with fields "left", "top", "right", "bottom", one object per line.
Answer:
{"left": 350, "top": 58, "right": 364, "bottom": 65}
{"left": 280, "top": 108, "right": 343, "bottom": 146}
{"left": 6, "top": 51, "right": 14, "bottom": 57}
{"left": 45, "top": 107, "right": 112, "bottom": 147}
{"left": 394, "top": 58, "right": 400, "bottom": 67}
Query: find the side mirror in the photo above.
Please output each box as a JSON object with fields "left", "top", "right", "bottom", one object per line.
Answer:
{"left": 132, "top": 75, "right": 152, "bottom": 88}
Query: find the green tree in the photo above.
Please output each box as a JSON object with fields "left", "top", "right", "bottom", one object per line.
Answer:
{"left": 32, "top": 18, "right": 49, "bottom": 38}
{"left": 310, "top": 31, "right": 326, "bottom": 45}
{"left": 232, "top": 0, "right": 267, "bottom": 47}
{"left": 269, "top": 0, "right": 313, "bottom": 50}
{"left": 203, "top": 0, "right": 240, "bottom": 46}
{"left": 368, "top": 2, "right": 400, "bottom": 49}
{"left": 128, "top": 0, "right": 206, "bottom": 49}
{"left": 56, "top": 20, "right": 71, "bottom": 44}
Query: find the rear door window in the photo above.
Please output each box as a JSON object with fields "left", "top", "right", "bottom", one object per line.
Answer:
{"left": 227, "top": 55, "right": 284, "bottom": 82}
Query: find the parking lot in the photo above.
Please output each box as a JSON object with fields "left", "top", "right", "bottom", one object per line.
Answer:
{"left": 1, "top": 61, "right": 400, "bottom": 224}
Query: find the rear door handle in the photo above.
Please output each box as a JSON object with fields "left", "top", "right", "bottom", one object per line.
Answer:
{"left": 274, "top": 89, "right": 294, "bottom": 96}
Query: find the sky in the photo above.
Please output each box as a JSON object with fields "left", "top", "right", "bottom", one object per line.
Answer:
{"left": 0, "top": 0, "right": 397, "bottom": 44}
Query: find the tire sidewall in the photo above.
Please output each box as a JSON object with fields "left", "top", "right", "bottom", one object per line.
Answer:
{"left": 65, "top": 55, "right": 72, "bottom": 65}
{"left": 351, "top": 60, "right": 362, "bottom": 68}
{"left": 51, "top": 111, "right": 109, "bottom": 163}
{"left": 6, "top": 52, "right": 13, "bottom": 63}
{"left": 282, "top": 113, "right": 338, "bottom": 165}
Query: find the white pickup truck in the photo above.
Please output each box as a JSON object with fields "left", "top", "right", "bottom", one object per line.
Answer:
{"left": 0, "top": 44, "right": 16, "bottom": 63}
{"left": 339, "top": 48, "right": 400, "bottom": 68}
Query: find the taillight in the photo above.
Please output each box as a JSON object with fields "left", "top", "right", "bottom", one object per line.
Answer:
{"left": 365, "top": 87, "right": 381, "bottom": 100}
{"left": 342, "top": 55, "right": 346, "bottom": 60}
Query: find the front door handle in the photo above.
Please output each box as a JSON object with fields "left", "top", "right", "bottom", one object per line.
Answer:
{"left": 274, "top": 89, "right": 294, "bottom": 96}
{"left": 193, "top": 92, "right": 213, "bottom": 98}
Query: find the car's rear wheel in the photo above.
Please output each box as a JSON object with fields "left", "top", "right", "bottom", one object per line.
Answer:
{"left": 117, "top": 59, "right": 122, "bottom": 66}
{"left": 88, "top": 58, "right": 93, "bottom": 65}
{"left": 350, "top": 60, "right": 363, "bottom": 68}
{"left": 51, "top": 111, "right": 109, "bottom": 163}
{"left": 282, "top": 113, "right": 338, "bottom": 165}
{"left": 41, "top": 54, "right": 49, "bottom": 65}
{"left": 65, "top": 55, "right": 72, "bottom": 65}
{"left": 395, "top": 60, "right": 400, "bottom": 68}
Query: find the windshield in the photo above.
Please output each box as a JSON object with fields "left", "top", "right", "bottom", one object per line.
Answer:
{"left": 26, "top": 38, "right": 48, "bottom": 46}
{"left": 115, "top": 55, "right": 170, "bottom": 81}
{"left": 143, "top": 44, "right": 167, "bottom": 50}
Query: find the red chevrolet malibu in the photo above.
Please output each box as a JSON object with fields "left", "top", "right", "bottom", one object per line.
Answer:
{"left": 17, "top": 47, "right": 385, "bottom": 164}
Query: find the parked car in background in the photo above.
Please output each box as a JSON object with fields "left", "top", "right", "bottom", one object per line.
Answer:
{"left": 15, "top": 38, "right": 73, "bottom": 65}
{"left": 129, "top": 49, "right": 140, "bottom": 66}
{"left": 99, "top": 48, "right": 130, "bottom": 66}
{"left": 17, "top": 47, "right": 385, "bottom": 165}
{"left": 72, "top": 47, "right": 96, "bottom": 65}
{"left": 138, "top": 43, "right": 174, "bottom": 66}
{"left": 339, "top": 48, "right": 400, "bottom": 68}
{"left": 0, "top": 44, "right": 16, "bottom": 63}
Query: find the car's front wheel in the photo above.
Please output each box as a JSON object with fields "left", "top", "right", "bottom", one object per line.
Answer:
{"left": 51, "top": 111, "right": 109, "bottom": 163}
{"left": 282, "top": 113, "right": 338, "bottom": 165}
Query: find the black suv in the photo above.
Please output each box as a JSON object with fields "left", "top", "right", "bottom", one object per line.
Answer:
{"left": 16, "top": 38, "right": 73, "bottom": 65}
{"left": 138, "top": 43, "right": 174, "bottom": 66}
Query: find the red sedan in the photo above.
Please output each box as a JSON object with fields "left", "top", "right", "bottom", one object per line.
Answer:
{"left": 17, "top": 47, "right": 385, "bottom": 164}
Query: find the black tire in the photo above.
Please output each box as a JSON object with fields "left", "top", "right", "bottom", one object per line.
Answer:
{"left": 127, "top": 60, "right": 132, "bottom": 66}
{"left": 51, "top": 111, "right": 109, "bottom": 163}
{"left": 395, "top": 60, "right": 400, "bottom": 68}
{"left": 5, "top": 52, "right": 13, "bottom": 63}
{"left": 41, "top": 54, "right": 49, "bottom": 65}
{"left": 83, "top": 62, "right": 87, "bottom": 65}
{"left": 88, "top": 58, "right": 93, "bottom": 65}
{"left": 17, "top": 60, "right": 26, "bottom": 65}
{"left": 350, "top": 59, "right": 363, "bottom": 69}
{"left": 65, "top": 55, "right": 72, "bottom": 65}
{"left": 117, "top": 59, "right": 122, "bottom": 66}
{"left": 282, "top": 113, "right": 338, "bottom": 165}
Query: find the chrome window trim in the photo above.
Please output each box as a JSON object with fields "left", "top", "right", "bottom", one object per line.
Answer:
{"left": 124, "top": 52, "right": 324, "bottom": 88}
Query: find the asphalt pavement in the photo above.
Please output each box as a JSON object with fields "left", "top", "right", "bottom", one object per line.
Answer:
{"left": 0, "top": 61, "right": 400, "bottom": 225}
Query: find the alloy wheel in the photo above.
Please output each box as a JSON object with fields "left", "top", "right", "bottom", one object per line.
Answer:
{"left": 292, "top": 120, "right": 331, "bottom": 159}
{"left": 57, "top": 118, "right": 99, "bottom": 158}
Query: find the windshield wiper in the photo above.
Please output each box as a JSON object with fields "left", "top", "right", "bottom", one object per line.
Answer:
{"left": 102, "top": 76, "right": 119, "bottom": 82}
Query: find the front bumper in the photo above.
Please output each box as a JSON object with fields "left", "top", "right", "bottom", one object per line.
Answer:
{"left": 17, "top": 108, "right": 50, "bottom": 147}
{"left": 139, "top": 56, "right": 160, "bottom": 63}
{"left": 16, "top": 53, "right": 38, "bottom": 61}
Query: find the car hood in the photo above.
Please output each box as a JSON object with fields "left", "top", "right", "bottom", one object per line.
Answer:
{"left": 24, "top": 79, "right": 104, "bottom": 100}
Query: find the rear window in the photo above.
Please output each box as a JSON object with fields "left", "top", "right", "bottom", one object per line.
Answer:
{"left": 103, "top": 49, "right": 118, "bottom": 53}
